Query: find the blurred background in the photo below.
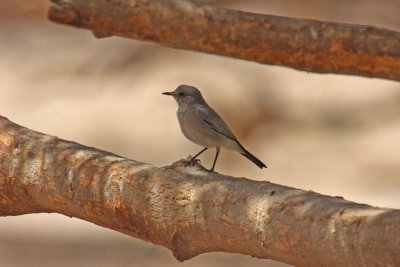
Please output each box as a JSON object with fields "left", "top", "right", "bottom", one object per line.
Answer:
{"left": 1, "top": 0, "right": 399, "bottom": 266}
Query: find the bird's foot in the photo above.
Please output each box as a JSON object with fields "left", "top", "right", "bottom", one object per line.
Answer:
{"left": 184, "top": 157, "right": 200, "bottom": 167}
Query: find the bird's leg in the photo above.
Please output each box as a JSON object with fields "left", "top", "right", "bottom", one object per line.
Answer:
{"left": 185, "top": 147, "right": 208, "bottom": 166}
{"left": 209, "top": 147, "right": 220, "bottom": 172}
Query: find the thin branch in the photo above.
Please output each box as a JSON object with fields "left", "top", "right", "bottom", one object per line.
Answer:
{"left": 0, "top": 115, "right": 399, "bottom": 266}
{"left": 47, "top": 0, "right": 400, "bottom": 82}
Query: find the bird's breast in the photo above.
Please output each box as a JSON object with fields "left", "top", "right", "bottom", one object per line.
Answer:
{"left": 177, "top": 108, "right": 196, "bottom": 140}
{"left": 177, "top": 107, "right": 217, "bottom": 147}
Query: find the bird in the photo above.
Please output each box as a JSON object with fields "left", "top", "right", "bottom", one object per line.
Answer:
{"left": 163, "top": 85, "right": 267, "bottom": 171}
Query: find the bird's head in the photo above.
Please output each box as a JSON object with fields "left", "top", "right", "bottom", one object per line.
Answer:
{"left": 163, "top": 85, "right": 206, "bottom": 106}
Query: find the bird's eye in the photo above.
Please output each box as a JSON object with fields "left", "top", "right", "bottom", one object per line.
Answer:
{"left": 178, "top": 92, "right": 184, "bottom": 97}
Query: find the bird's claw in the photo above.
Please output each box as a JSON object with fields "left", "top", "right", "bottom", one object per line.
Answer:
{"left": 184, "top": 158, "right": 200, "bottom": 167}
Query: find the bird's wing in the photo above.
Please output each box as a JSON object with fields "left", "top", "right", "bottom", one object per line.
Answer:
{"left": 195, "top": 105, "right": 238, "bottom": 142}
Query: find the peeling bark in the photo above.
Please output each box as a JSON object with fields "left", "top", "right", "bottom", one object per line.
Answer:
{"left": 47, "top": 0, "right": 400, "bottom": 82}
{"left": 1, "top": 115, "right": 400, "bottom": 266}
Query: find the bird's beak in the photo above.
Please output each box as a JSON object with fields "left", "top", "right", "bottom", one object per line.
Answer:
{"left": 162, "top": 92, "right": 172, "bottom": 96}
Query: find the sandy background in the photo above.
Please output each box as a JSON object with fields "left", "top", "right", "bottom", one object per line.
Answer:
{"left": 0, "top": 0, "right": 399, "bottom": 266}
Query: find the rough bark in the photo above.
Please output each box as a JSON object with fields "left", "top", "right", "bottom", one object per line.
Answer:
{"left": 47, "top": 0, "right": 400, "bottom": 82}
{"left": 1, "top": 115, "right": 400, "bottom": 266}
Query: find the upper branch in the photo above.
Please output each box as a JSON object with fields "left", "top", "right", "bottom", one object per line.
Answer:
{"left": 47, "top": 0, "right": 400, "bottom": 82}
{"left": 0, "top": 115, "right": 400, "bottom": 266}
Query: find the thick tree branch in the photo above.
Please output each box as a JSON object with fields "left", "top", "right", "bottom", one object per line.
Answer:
{"left": 47, "top": 0, "right": 400, "bottom": 82}
{"left": 0, "top": 115, "right": 400, "bottom": 266}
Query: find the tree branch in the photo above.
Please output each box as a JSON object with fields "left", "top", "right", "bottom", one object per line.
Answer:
{"left": 0, "top": 115, "right": 399, "bottom": 266}
{"left": 47, "top": 0, "right": 400, "bottom": 82}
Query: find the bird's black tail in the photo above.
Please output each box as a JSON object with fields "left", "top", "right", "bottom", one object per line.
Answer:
{"left": 238, "top": 143, "right": 267, "bottom": 169}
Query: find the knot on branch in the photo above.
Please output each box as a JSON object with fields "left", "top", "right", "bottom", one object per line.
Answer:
{"left": 171, "top": 231, "right": 199, "bottom": 262}
{"left": 48, "top": 1, "right": 79, "bottom": 25}
{"left": 93, "top": 30, "right": 113, "bottom": 38}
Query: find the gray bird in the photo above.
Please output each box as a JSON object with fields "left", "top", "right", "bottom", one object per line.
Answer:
{"left": 163, "top": 85, "right": 267, "bottom": 171}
